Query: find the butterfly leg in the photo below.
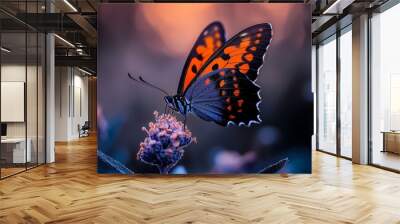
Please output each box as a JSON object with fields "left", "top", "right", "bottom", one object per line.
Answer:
{"left": 183, "top": 115, "right": 187, "bottom": 131}
{"left": 165, "top": 107, "right": 171, "bottom": 115}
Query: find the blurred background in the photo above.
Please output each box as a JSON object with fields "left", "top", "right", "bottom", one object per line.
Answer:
{"left": 97, "top": 3, "right": 312, "bottom": 174}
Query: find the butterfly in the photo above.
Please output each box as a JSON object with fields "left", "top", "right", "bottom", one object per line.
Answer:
{"left": 129, "top": 21, "right": 272, "bottom": 127}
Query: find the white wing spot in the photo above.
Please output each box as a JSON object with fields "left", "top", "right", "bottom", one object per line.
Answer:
{"left": 240, "top": 32, "right": 248, "bottom": 37}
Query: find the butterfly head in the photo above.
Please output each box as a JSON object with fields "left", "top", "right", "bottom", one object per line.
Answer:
{"left": 164, "top": 96, "right": 177, "bottom": 111}
{"left": 164, "top": 95, "right": 191, "bottom": 115}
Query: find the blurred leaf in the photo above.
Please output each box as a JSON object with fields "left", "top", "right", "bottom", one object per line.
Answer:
{"left": 258, "top": 158, "right": 288, "bottom": 174}
{"left": 97, "top": 150, "right": 134, "bottom": 174}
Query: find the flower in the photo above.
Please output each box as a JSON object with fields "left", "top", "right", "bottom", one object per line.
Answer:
{"left": 137, "top": 111, "right": 196, "bottom": 174}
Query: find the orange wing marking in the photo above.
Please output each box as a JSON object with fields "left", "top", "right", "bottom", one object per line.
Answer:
{"left": 183, "top": 36, "right": 218, "bottom": 90}
{"left": 200, "top": 37, "right": 252, "bottom": 76}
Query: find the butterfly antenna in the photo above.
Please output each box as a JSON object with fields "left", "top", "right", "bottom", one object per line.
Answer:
{"left": 128, "top": 73, "right": 169, "bottom": 95}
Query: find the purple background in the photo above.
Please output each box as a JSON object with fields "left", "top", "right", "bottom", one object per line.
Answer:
{"left": 98, "top": 3, "right": 312, "bottom": 174}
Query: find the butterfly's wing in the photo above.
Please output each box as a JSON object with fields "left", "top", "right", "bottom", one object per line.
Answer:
{"left": 183, "top": 23, "right": 272, "bottom": 126}
{"left": 177, "top": 21, "right": 226, "bottom": 94}
{"left": 185, "top": 69, "right": 261, "bottom": 126}
{"left": 193, "top": 23, "right": 272, "bottom": 83}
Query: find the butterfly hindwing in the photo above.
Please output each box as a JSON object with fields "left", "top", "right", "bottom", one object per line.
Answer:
{"left": 177, "top": 21, "right": 226, "bottom": 94}
{"left": 195, "top": 23, "right": 272, "bottom": 83}
{"left": 185, "top": 69, "right": 261, "bottom": 126}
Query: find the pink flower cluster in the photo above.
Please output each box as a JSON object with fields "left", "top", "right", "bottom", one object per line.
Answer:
{"left": 137, "top": 111, "right": 195, "bottom": 174}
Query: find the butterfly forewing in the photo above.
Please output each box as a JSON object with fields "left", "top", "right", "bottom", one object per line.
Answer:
{"left": 195, "top": 23, "right": 272, "bottom": 83}
{"left": 177, "top": 22, "right": 226, "bottom": 94}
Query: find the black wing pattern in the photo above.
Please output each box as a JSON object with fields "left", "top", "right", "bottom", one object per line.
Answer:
{"left": 177, "top": 22, "right": 226, "bottom": 94}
